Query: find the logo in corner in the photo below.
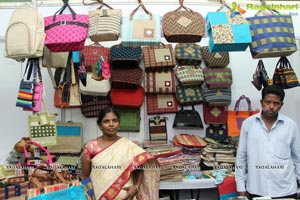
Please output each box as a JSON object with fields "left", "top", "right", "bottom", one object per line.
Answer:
{"left": 231, "top": 2, "right": 246, "bottom": 14}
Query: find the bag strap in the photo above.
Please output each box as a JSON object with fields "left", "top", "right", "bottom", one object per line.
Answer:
{"left": 23, "top": 141, "right": 53, "bottom": 165}
{"left": 173, "top": 0, "right": 193, "bottom": 12}
{"left": 216, "top": 0, "right": 232, "bottom": 12}
{"left": 130, "top": 0, "right": 152, "bottom": 20}
{"left": 53, "top": 0, "right": 76, "bottom": 21}
{"left": 234, "top": 95, "right": 252, "bottom": 112}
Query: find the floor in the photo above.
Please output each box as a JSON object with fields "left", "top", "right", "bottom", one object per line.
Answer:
{"left": 160, "top": 188, "right": 220, "bottom": 200}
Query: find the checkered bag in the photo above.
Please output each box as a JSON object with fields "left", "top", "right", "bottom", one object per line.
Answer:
{"left": 146, "top": 94, "right": 178, "bottom": 114}
{"left": 144, "top": 70, "right": 176, "bottom": 94}
{"left": 201, "top": 46, "right": 229, "bottom": 68}
{"left": 111, "top": 67, "right": 143, "bottom": 89}
{"left": 174, "top": 65, "right": 204, "bottom": 86}
{"left": 202, "top": 87, "right": 232, "bottom": 106}
{"left": 142, "top": 44, "right": 176, "bottom": 72}
{"left": 203, "top": 68, "right": 232, "bottom": 89}
{"left": 175, "top": 85, "right": 203, "bottom": 105}
{"left": 81, "top": 94, "right": 112, "bottom": 117}
{"left": 175, "top": 43, "right": 202, "bottom": 65}
{"left": 110, "top": 45, "right": 142, "bottom": 68}
{"left": 247, "top": 15, "right": 297, "bottom": 59}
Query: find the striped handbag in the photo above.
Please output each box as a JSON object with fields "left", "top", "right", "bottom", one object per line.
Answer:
{"left": 202, "top": 86, "right": 232, "bottom": 106}
{"left": 203, "top": 68, "right": 232, "bottom": 89}
{"left": 175, "top": 43, "right": 202, "bottom": 65}
{"left": 174, "top": 65, "right": 204, "bottom": 86}
{"left": 144, "top": 70, "right": 176, "bottom": 94}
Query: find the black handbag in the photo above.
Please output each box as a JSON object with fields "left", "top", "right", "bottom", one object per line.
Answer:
{"left": 205, "top": 124, "right": 228, "bottom": 141}
{"left": 173, "top": 106, "right": 203, "bottom": 129}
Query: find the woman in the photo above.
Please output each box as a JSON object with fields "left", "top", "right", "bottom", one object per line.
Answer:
{"left": 82, "top": 107, "right": 159, "bottom": 200}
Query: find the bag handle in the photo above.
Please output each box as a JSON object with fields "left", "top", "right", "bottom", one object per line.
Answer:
{"left": 53, "top": 0, "right": 76, "bottom": 21}
{"left": 234, "top": 95, "right": 252, "bottom": 112}
{"left": 216, "top": 0, "right": 232, "bottom": 12}
{"left": 23, "top": 141, "right": 53, "bottom": 166}
{"left": 173, "top": 0, "right": 193, "bottom": 12}
{"left": 130, "top": 0, "right": 152, "bottom": 20}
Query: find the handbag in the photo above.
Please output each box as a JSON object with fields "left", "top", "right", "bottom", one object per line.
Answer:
{"left": 144, "top": 70, "right": 176, "bottom": 94}
{"left": 203, "top": 103, "right": 227, "bottom": 124}
{"left": 109, "top": 45, "right": 143, "bottom": 68}
{"left": 173, "top": 134, "right": 207, "bottom": 148}
{"left": 272, "top": 56, "right": 300, "bottom": 89}
{"left": 81, "top": 177, "right": 96, "bottom": 200}
{"left": 174, "top": 65, "right": 204, "bottom": 86}
{"left": 47, "top": 122, "right": 83, "bottom": 154}
{"left": 162, "top": 0, "right": 205, "bottom": 43}
{"left": 202, "top": 87, "right": 232, "bottom": 106}
{"left": 247, "top": 14, "right": 297, "bottom": 59}
{"left": 87, "top": 2, "right": 122, "bottom": 42}
{"left": 251, "top": 59, "right": 269, "bottom": 91}
{"left": 148, "top": 116, "right": 168, "bottom": 141}
{"left": 44, "top": 2, "right": 88, "bottom": 52}
{"left": 79, "top": 73, "right": 111, "bottom": 96}
{"left": 203, "top": 68, "right": 233, "bottom": 89}
{"left": 173, "top": 106, "right": 204, "bottom": 129}
{"left": 201, "top": 46, "right": 230, "bottom": 68}
{"left": 28, "top": 100, "right": 58, "bottom": 147}
{"left": 175, "top": 43, "right": 202, "bottom": 65}
{"left": 142, "top": 44, "right": 176, "bottom": 72}
{"left": 121, "top": 1, "right": 161, "bottom": 47}
{"left": 42, "top": 46, "right": 69, "bottom": 69}
{"left": 146, "top": 94, "right": 178, "bottom": 114}
{"left": 111, "top": 86, "right": 144, "bottom": 109}
{"left": 68, "top": 59, "right": 82, "bottom": 107}
{"left": 115, "top": 108, "right": 141, "bottom": 132}
{"left": 206, "top": 124, "right": 228, "bottom": 142}
{"left": 227, "top": 95, "right": 259, "bottom": 136}
{"left": 175, "top": 85, "right": 203, "bottom": 105}
{"left": 206, "top": 12, "right": 251, "bottom": 52}
{"left": 81, "top": 94, "right": 112, "bottom": 118}
{"left": 110, "top": 67, "right": 143, "bottom": 89}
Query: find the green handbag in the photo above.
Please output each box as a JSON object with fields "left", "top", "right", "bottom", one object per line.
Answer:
{"left": 175, "top": 85, "right": 203, "bottom": 105}
{"left": 116, "top": 108, "right": 141, "bottom": 132}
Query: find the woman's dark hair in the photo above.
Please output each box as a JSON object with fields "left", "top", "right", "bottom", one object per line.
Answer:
{"left": 262, "top": 85, "right": 285, "bottom": 102}
{"left": 97, "top": 107, "right": 120, "bottom": 124}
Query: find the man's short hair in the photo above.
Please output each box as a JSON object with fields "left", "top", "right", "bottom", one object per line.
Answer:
{"left": 262, "top": 85, "right": 285, "bottom": 102}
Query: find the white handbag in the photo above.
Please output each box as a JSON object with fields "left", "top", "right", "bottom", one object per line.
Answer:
{"left": 79, "top": 73, "right": 111, "bottom": 96}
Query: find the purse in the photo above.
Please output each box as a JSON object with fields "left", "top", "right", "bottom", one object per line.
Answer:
{"left": 110, "top": 67, "right": 143, "bottom": 89}
{"left": 115, "top": 108, "right": 141, "bottom": 132}
{"left": 81, "top": 94, "right": 112, "bottom": 118}
{"left": 174, "top": 65, "right": 204, "bottom": 86}
{"left": 173, "top": 106, "right": 204, "bottom": 129}
{"left": 142, "top": 44, "right": 176, "bottom": 72}
{"left": 251, "top": 59, "right": 269, "bottom": 91}
{"left": 202, "top": 86, "right": 232, "bottom": 106}
{"left": 146, "top": 94, "right": 178, "bottom": 114}
{"left": 87, "top": 2, "right": 122, "bottom": 42}
{"left": 148, "top": 116, "right": 168, "bottom": 141}
{"left": 144, "top": 70, "right": 176, "bottom": 94}
{"left": 227, "top": 95, "right": 259, "bottom": 136}
{"left": 42, "top": 46, "right": 69, "bottom": 69}
{"left": 162, "top": 0, "right": 205, "bottom": 42}
{"left": 121, "top": 1, "right": 161, "bottom": 47}
{"left": 175, "top": 85, "right": 203, "bottom": 105}
{"left": 272, "top": 56, "right": 300, "bottom": 89}
{"left": 68, "top": 59, "right": 82, "bottom": 107}
{"left": 203, "top": 103, "right": 228, "bottom": 124}
{"left": 203, "top": 68, "right": 233, "bottom": 89}
{"left": 201, "top": 46, "right": 230, "bottom": 68}
{"left": 175, "top": 43, "right": 202, "bottom": 65}
{"left": 79, "top": 73, "right": 111, "bottom": 96}
{"left": 111, "top": 86, "right": 144, "bottom": 109}
{"left": 109, "top": 45, "right": 143, "bottom": 68}
{"left": 44, "top": 2, "right": 88, "bottom": 52}
{"left": 206, "top": 124, "right": 228, "bottom": 141}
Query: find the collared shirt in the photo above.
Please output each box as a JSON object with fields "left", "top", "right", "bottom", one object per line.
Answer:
{"left": 235, "top": 112, "right": 300, "bottom": 198}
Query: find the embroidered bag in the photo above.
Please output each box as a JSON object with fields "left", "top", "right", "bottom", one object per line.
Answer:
{"left": 201, "top": 46, "right": 230, "bottom": 68}
{"left": 146, "top": 94, "right": 178, "bottom": 114}
{"left": 203, "top": 68, "right": 233, "bottom": 89}
{"left": 149, "top": 116, "right": 168, "bottom": 141}
{"left": 175, "top": 43, "right": 202, "bottom": 65}
{"left": 203, "top": 103, "right": 228, "bottom": 124}
{"left": 175, "top": 85, "right": 203, "bottom": 105}
{"left": 144, "top": 70, "right": 176, "bottom": 94}
{"left": 174, "top": 65, "right": 204, "bottom": 86}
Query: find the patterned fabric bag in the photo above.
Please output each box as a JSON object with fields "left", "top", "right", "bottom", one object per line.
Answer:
{"left": 110, "top": 45, "right": 143, "bottom": 68}
{"left": 115, "top": 108, "right": 141, "bottom": 132}
{"left": 162, "top": 0, "right": 205, "bottom": 43}
{"left": 251, "top": 59, "right": 269, "bottom": 91}
{"left": 203, "top": 68, "right": 232, "bottom": 89}
{"left": 203, "top": 103, "right": 228, "bottom": 124}
{"left": 142, "top": 44, "right": 176, "bottom": 72}
{"left": 175, "top": 43, "right": 202, "bottom": 65}
{"left": 201, "top": 46, "right": 230, "bottom": 68}
{"left": 206, "top": 12, "right": 251, "bottom": 52}
{"left": 110, "top": 67, "right": 143, "bottom": 89}
{"left": 80, "top": 94, "right": 112, "bottom": 118}
{"left": 175, "top": 85, "right": 203, "bottom": 105}
{"left": 173, "top": 134, "right": 207, "bottom": 148}
{"left": 144, "top": 70, "right": 176, "bottom": 94}
{"left": 247, "top": 15, "right": 297, "bottom": 59}
{"left": 205, "top": 124, "right": 228, "bottom": 141}
{"left": 149, "top": 116, "right": 168, "bottom": 141}
{"left": 202, "top": 87, "right": 232, "bottom": 106}
{"left": 121, "top": 2, "right": 161, "bottom": 46}
{"left": 174, "top": 65, "right": 204, "bottom": 86}
{"left": 146, "top": 94, "right": 178, "bottom": 114}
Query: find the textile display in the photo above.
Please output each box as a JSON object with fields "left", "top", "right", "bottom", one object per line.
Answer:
{"left": 144, "top": 70, "right": 176, "bottom": 94}
{"left": 115, "top": 108, "right": 141, "bottom": 132}
{"left": 175, "top": 43, "right": 202, "bottom": 65}
{"left": 206, "top": 12, "right": 251, "bottom": 52}
{"left": 227, "top": 95, "right": 259, "bottom": 136}
{"left": 146, "top": 94, "right": 178, "bottom": 114}
{"left": 149, "top": 116, "right": 168, "bottom": 141}
{"left": 173, "top": 134, "right": 207, "bottom": 148}
{"left": 247, "top": 15, "right": 297, "bottom": 58}
{"left": 173, "top": 106, "right": 204, "bottom": 129}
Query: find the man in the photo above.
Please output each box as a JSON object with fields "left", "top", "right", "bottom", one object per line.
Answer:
{"left": 235, "top": 85, "right": 300, "bottom": 199}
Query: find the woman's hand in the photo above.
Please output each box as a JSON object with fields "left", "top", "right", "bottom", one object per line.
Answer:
{"left": 121, "top": 185, "right": 138, "bottom": 200}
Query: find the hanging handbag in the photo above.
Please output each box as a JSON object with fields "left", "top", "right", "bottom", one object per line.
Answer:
{"left": 206, "top": 124, "right": 228, "bottom": 141}
{"left": 81, "top": 94, "right": 112, "bottom": 117}
{"left": 146, "top": 94, "right": 178, "bottom": 114}
{"left": 175, "top": 85, "right": 203, "bottom": 105}
{"left": 251, "top": 59, "right": 269, "bottom": 91}
{"left": 202, "top": 86, "right": 232, "bottom": 106}
{"left": 227, "top": 95, "right": 259, "bottom": 136}
{"left": 247, "top": 14, "right": 297, "bottom": 59}
{"left": 87, "top": 2, "right": 122, "bottom": 42}
{"left": 121, "top": 1, "right": 161, "bottom": 47}
{"left": 203, "top": 68, "right": 233, "bottom": 89}
{"left": 79, "top": 73, "right": 111, "bottom": 96}
{"left": 110, "top": 67, "right": 143, "bottom": 89}
{"left": 148, "top": 116, "right": 168, "bottom": 141}
{"left": 174, "top": 65, "right": 204, "bottom": 86}
{"left": 162, "top": 0, "right": 205, "bottom": 43}
{"left": 173, "top": 106, "right": 204, "bottom": 129}
{"left": 44, "top": 2, "right": 88, "bottom": 52}
{"left": 115, "top": 108, "right": 141, "bottom": 132}
{"left": 175, "top": 43, "right": 202, "bottom": 65}
{"left": 68, "top": 59, "right": 82, "bottom": 107}
{"left": 144, "top": 70, "right": 176, "bottom": 94}
{"left": 109, "top": 45, "right": 143, "bottom": 68}
{"left": 142, "top": 44, "right": 176, "bottom": 72}
{"left": 111, "top": 86, "right": 144, "bottom": 109}
{"left": 42, "top": 46, "right": 69, "bottom": 69}
{"left": 203, "top": 103, "right": 228, "bottom": 124}
{"left": 272, "top": 56, "right": 300, "bottom": 89}
{"left": 201, "top": 46, "right": 230, "bottom": 68}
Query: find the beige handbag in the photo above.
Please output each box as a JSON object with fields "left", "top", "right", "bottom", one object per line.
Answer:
{"left": 79, "top": 73, "right": 111, "bottom": 96}
{"left": 69, "top": 60, "right": 82, "bottom": 107}
{"left": 42, "top": 46, "right": 68, "bottom": 68}
{"left": 174, "top": 65, "right": 204, "bottom": 85}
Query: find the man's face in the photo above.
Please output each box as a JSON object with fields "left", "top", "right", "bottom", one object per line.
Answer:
{"left": 260, "top": 94, "right": 283, "bottom": 117}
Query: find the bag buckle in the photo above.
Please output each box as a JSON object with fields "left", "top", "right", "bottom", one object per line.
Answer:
{"left": 60, "top": 20, "right": 67, "bottom": 25}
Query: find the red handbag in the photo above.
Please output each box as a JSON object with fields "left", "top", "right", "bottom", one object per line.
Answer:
{"left": 203, "top": 103, "right": 228, "bottom": 124}
{"left": 111, "top": 86, "right": 144, "bottom": 109}
{"left": 146, "top": 94, "right": 178, "bottom": 114}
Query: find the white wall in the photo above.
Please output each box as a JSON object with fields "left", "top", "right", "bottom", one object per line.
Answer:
{"left": 1, "top": 2, "right": 300, "bottom": 164}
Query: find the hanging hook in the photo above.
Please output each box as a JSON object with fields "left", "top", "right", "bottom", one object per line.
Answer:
{"left": 62, "top": 0, "right": 69, "bottom": 4}
{"left": 216, "top": 0, "right": 232, "bottom": 12}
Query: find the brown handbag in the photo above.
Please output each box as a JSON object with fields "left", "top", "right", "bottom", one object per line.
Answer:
{"left": 110, "top": 67, "right": 143, "bottom": 89}
{"left": 142, "top": 44, "right": 176, "bottom": 72}
{"left": 144, "top": 70, "right": 176, "bottom": 94}
{"left": 162, "top": 0, "right": 205, "bottom": 43}
{"left": 201, "top": 46, "right": 230, "bottom": 68}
